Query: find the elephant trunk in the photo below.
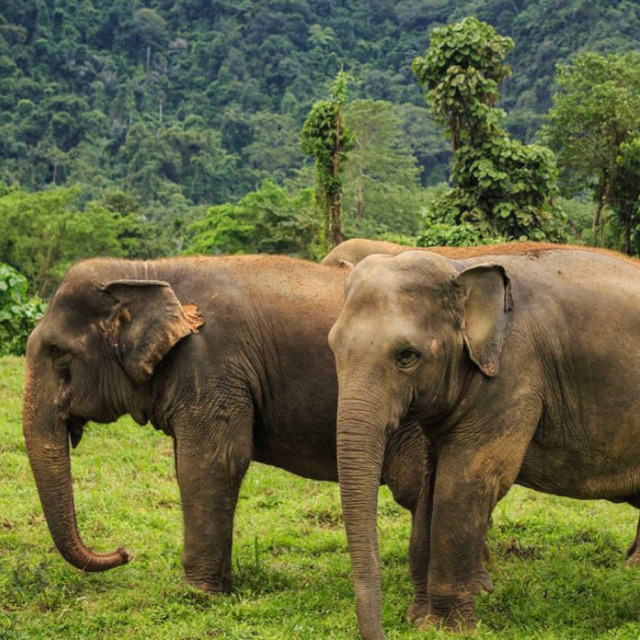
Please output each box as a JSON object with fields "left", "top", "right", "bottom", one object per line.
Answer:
{"left": 337, "top": 388, "right": 391, "bottom": 640}
{"left": 22, "top": 361, "right": 130, "bottom": 572}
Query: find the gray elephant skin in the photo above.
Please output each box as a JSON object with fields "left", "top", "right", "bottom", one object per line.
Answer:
{"left": 22, "top": 255, "right": 435, "bottom": 604}
{"left": 329, "top": 248, "right": 640, "bottom": 639}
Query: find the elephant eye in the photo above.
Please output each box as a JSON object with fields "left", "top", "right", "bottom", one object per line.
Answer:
{"left": 396, "top": 348, "right": 421, "bottom": 368}
{"left": 49, "top": 345, "right": 73, "bottom": 367}
{"left": 49, "top": 345, "right": 62, "bottom": 357}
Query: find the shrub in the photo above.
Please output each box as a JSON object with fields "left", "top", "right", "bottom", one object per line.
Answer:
{"left": 0, "top": 264, "right": 45, "bottom": 356}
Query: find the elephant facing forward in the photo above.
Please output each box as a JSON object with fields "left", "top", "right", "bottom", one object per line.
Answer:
{"left": 329, "top": 248, "right": 640, "bottom": 639}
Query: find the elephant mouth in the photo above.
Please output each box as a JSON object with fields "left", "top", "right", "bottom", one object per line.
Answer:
{"left": 68, "top": 415, "right": 87, "bottom": 449}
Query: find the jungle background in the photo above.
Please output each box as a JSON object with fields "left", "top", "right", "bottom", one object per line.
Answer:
{"left": 3, "top": 4, "right": 640, "bottom": 638}
{"left": 1, "top": 0, "right": 640, "bottom": 348}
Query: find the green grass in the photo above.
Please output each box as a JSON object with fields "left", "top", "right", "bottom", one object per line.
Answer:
{"left": 2, "top": 355, "right": 640, "bottom": 639}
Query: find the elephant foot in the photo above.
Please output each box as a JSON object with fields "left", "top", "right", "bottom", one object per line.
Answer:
{"left": 406, "top": 599, "right": 430, "bottom": 625}
{"left": 416, "top": 612, "right": 477, "bottom": 634}
{"left": 183, "top": 574, "right": 232, "bottom": 594}
{"left": 625, "top": 547, "right": 640, "bottom": 568}
{"left": 418, "top": 596, "right": 477, "bottom": 634}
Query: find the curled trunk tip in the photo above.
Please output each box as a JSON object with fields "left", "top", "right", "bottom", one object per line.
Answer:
{"left": 79, "top": 546, "right": 132, "bottom": 572}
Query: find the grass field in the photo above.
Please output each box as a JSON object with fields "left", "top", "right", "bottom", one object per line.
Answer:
{"left": 2, "top": 355, "right": 640, "bottom": 639}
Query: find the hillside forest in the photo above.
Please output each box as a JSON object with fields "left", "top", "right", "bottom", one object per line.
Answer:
{"left": 2, "top": 0, "right": 640, "bottom": 353}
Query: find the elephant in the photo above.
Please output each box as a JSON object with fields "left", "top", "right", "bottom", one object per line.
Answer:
{"left": 328, "top": 248, "right": 640, "bottom": 639}
{"left": 22, "top": 254, "right": 438, "bottom": 608}
{"left": 321, "top": 238, "right": 410, "bottom": 267}
{"left": 321, "top": 236, "right": 637, "bottom": 268}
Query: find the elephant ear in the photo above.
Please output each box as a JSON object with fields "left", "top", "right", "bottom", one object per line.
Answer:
{"left": 453, "top": 264, "right": 513, "bottom": 377}
{"left": 100, "top": 280, "right": 204, "bottom": 384}
{"left": 337, "top": 259, "right": 355, "bottom": 270}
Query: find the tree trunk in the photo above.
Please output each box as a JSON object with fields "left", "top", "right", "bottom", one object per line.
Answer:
{"left": 355, "top": 166, "right": 364, "bottom": 230}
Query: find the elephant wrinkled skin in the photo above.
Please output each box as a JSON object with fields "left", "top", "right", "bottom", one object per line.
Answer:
{"left": 329, "top": 248, "right": 640, "bottom": 639}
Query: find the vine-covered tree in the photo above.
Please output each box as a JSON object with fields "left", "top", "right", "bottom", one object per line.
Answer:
{"left": 300, "top": 69, "right": 355, "bottom": 249}
{"left": 412, "top": 16, "right": 566, "bottom": 243}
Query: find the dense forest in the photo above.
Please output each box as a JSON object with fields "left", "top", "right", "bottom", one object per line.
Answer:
{"left": 1, "top": 0, "right": 640, "bottom": 326}
{"left": 3, "top": 0, "right": 640, "bottom": 200}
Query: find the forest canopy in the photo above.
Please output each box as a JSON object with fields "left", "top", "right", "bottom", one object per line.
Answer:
{"left": 2, "top": 0, "right": 639, "bottom": 202}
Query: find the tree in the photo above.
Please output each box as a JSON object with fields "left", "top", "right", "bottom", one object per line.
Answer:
{"left": 242, "top": 111, "right": 305, "bottom": 184}
{"left": 300, "top": 69, "right": 355, "bottom": 249}
{"left": 412, "top": 17, "right": 567, "bottom": 242}
{"left": 542, "top": 51, "right": 640, "bottom": 237}
{"left": 414, "top": 17, "right": 514, "bottom": 153}
{"left": 341, "top": 99, "right": 423, "bottom": 237}
{"left": 118, "top": 122, "right": 238, "bottom": 206}
{"left": 608, "top": 136, "right": 640, "bottom": 254}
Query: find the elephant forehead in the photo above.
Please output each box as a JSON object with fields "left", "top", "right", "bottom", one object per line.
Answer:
{"left": 350, "top": 250, "right": 456, "bottom": 291}
{"left": 344, "top": 272, "right": 445, "bottom": 318}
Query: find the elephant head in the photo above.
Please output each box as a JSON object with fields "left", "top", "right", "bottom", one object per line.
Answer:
{"left": 328, "top": 251, "right": 511, "bottom": 639}
{"left": 23, "top": 260, "right": 202, "bottom": 572}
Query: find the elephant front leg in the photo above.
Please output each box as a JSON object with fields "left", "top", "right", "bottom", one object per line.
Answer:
{"left": 421, "top": 444, "right": 525, "bottom": 631}
{"left": 174, "top": 407, "right": 253, "bottom": 594}
{"left": 421, "top": 486, "right": 491, "bottom": 630}
{"left": 382, "top": 423, "right": 433, "bottom": 625}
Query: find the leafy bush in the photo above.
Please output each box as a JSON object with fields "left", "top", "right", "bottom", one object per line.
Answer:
{"left": 0, "top": 264, "right": 45, "bottom": 356}
{"left": 416, "top": 206, "right": 505, "bottom": 247}
{"left": 184, "top": 180, "right": 321, "bottom": 259}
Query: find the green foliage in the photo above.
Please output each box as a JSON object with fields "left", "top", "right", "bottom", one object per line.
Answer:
{"left": 300, "top": 70, "right": 355, "bottom": 248}
{"left": 609, "top": 136, "right": 640, "bottom": 253}
{"left": 1, "top": 0, "right": 640, "bottom": 217}
{"left": 447, "top": 138, "right": 568, "bottom": 241}
{"left": 3, "top": 355, "right": 640, "bottom": 637}
{"left": 413, "top": 17, "right": 568, "bottom": 243}
{"left": 0, "top": 264, "right": 44, "bottom": 356}
{"left": 184, "top": 180, "right": 320, "bottom": 259}
{"left": 417, "top": 207, "right": 505, "bottom": 248}
{"left": 116, "top": 123, "right": 239, "bottom": 207}
{"left": 412, "top": 16, "right": 514, "bottom": 150}
{"left": 1, "top": 1, "right": 639, "bottom": 261}
{"left": 0, "top": 186, "right": 167, "bottom": 296}
{"left": 542, "top": 51, "right": 640, "bottom": 249}
{"left": 241, "top": 111, "right": 305, "bottom": 185}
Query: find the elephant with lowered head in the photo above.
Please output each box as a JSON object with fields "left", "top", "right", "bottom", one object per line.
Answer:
{"left": 23, "top": 254, "right": 438, "bottom": 605}
{"left": 329, "top": 248, "right": 640, "bottom": 639}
